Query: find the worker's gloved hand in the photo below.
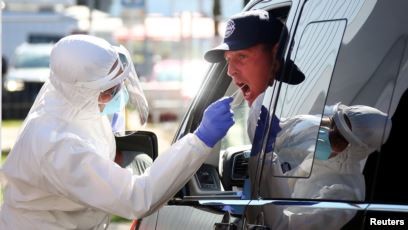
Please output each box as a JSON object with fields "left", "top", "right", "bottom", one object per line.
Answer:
{"left": 195, "top": 97, "right": 235, "bottom": 147}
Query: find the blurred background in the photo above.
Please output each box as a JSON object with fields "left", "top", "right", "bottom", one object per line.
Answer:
{"left": 1, "top": 0, "right": 247, "bottom": 228}
{"left": 1, "top": 0, "right": 248, "bottom": 149}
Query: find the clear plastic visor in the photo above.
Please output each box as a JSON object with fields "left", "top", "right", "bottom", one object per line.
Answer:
{"left": 99, "top": 46, "right": 149, "bottom": 137}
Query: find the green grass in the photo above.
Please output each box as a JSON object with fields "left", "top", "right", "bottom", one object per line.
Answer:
{"left": 111, "top": 215, "right": 132, "bottom": 223}
{"left": 1, "top": 150, "right": 7, "bottom": 204}
{"left": 2, "top": 120, "right": 23, "bottom": 202}
{"left": 2, "top": 120, "right": 23, "bottom": 127}
{"left": 1, "top": 119, "right": 23, "bottom": 160}
{"left": 1, "top": 151, "right": 8, "bottom": 163}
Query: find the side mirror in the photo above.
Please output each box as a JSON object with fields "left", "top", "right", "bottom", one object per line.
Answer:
{"left": 115, "top": 131, "right": 158, "bottom": 170}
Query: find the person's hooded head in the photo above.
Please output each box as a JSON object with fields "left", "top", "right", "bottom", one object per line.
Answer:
{"left": 204, "top": 9, "right": 304, "bottom": 106}
{"left": 329, "top": 104, "right": 392, "bottom": 161}
{"left": 29, "top": 35, "right": 148, "bottom": 135}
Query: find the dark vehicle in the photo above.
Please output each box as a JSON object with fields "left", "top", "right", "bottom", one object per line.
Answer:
{"left": 120, "top": 0, "right": 408, "bottom": 229}
{"left": 2, "top": 43, "right": 53, "bottom": 119}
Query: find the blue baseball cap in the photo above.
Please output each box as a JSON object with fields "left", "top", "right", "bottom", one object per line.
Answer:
{"left": 205, "top": 10, "right": 283, "bottom": 63}
{"left": 205, "top": 9, "right": 304, "bottom": 85}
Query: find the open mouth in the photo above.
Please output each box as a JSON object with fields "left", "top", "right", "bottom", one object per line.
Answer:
{"left": 237, "top": 82, "right": 250, "bottom": 97}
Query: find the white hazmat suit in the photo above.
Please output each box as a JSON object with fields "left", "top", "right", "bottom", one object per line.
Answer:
{"left": 0, "top": 35, "right": 233, "bottom": 229}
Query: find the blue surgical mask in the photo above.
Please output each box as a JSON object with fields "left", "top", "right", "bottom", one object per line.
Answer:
{"left": 101, "top": 88, "right": 129, "bottom": 115}
{"left": 315, "top": 127, "right": 332, "bottom": 160}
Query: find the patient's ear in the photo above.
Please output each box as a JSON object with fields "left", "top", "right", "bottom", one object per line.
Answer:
{"left": 272, "top": 42, "right": 280, "bottom": 56}
{"left": 270, "top": 43, "right": 281, "bottom": 77}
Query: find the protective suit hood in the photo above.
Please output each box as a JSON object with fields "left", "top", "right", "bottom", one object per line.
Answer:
{"left": 333, "top": 104, "right": 391, "bottom": 161}
{"left": 48, "top": 35, "right": 118, "bottom": 118}
{"left": 29, "top": 35, "right": 148, "bottom": 135}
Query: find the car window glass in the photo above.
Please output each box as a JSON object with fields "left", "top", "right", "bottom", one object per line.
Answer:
{"left": 326, "top": 25, "right": 403, "bottom": 205}
{"left": 260, "top": 0, "right": 397, "bottom": 203}
{"left": 264, "top": 20, "right": 347, "bottom": 180}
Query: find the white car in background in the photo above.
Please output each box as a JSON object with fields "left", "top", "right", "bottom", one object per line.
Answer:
{"left": 141, "top": 59, "right": 209, "bottom": 123}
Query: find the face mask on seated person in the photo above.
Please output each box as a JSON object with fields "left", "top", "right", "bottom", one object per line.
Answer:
{"left": 315, "top": 127, "right": 332, "bottom": 160}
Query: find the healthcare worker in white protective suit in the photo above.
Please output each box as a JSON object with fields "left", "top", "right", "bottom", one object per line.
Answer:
{"left": 253, "top": 103, "right": 392, "bottom": 230}
{"left": 0, "top": 34, "right": 235, "bottom": 229}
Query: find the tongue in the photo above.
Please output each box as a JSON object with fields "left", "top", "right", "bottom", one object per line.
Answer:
{"left": 242, "top": 85, "right": 250, "bottom": 97}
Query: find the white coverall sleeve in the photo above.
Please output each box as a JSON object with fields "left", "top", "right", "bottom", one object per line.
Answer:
{"left": 40, "top": 133, "right": 211, "bottom": 219}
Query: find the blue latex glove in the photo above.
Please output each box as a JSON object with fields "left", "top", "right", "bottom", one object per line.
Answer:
{"left": 195, "top": 97, "right": 235, "bottom": 147}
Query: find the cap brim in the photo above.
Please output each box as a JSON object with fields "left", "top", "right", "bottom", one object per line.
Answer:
{"left": 204, "top": 43, "right": 230, "bottom": 63}
{"left": 276, "top": 59, "right": 305, "bottom": 85}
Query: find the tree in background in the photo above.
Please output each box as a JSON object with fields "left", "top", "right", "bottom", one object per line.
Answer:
{"left": 212, "top": 0, "right": 221, "bottom": 36}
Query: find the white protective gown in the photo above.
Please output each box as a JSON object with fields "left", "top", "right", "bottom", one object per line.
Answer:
{"left": 247, "top": 96, "right": 391, "bottom": 230}
{"left": 0, "top": 35, "right": 212, "bottom": 230}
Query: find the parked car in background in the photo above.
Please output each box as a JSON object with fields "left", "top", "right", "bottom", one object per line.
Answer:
{"left": 2, "top": 43, "right": 54, "bottom": 119}
{"left": 141, "top": 59, "right": 209, "bottom": 123}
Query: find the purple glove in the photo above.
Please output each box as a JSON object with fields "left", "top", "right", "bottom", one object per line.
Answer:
{"left": 195, "top": 97, "right": 235, "bottom": 147}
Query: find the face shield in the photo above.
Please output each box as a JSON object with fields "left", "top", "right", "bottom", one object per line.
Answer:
{"left": 77, "top": 45, "right": 149, "bottom": 137}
